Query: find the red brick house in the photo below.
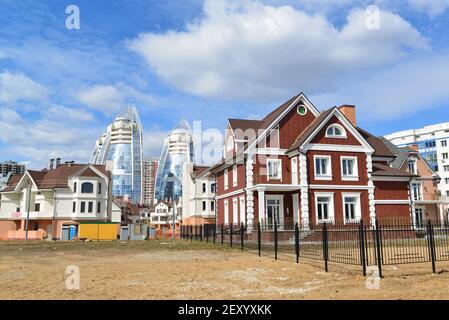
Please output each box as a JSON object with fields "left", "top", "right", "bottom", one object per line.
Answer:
{"left": 210, "top": 93, "right": 418, "bottom": 232}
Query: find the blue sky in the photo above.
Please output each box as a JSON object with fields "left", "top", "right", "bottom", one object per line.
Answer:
{"left": 1, "top": 0, "right": 449, "bottom": 169}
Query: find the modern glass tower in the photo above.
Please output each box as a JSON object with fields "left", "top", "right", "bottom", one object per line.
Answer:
{"left": 154, "top": 120, "right": 195, "bottom": 202}
{"left": 90, "top": 106, "right": 143, "bottom": 204}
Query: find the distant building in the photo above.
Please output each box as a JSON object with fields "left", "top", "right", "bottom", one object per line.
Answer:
{"left": 0, "top": 161, "right": 25, "bottom": 178}
{"left": 181, "top": 162, "right": 216, "bottom": 226}
{"left": 90, "top": 106, "right": 143, "bottom": 204}
{"left": 154, "top": 120, "right": 195, "bottom": 202}
{"left": 384, "top": 122, "right": 449, "bottom": 198}
{"left": 142, "top": 158, "right": 158, "bottom": 206}
{"left": 149, "top": 201, "right": 182, "bottom": 235}
{"left": 0, "top": 163, "right": 121, "bottom": 240}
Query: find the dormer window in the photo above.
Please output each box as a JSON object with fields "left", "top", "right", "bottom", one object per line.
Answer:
{"left": 81, "top": 182, "right": 94, "bottom": 193}
{"left": 408, "top": 159, "right": 418, "bottom": 175}
{"left": 326, "top": 124, "right": 346, "bottom": 138}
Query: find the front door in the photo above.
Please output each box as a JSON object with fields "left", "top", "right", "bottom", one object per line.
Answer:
{"left": 266, "top": 198, "right": 282, "bottom": 230}
{"left": 415, "top": 207, "right": 425, "bottom": 228}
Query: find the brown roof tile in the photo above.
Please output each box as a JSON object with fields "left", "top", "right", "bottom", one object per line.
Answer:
{"left": 1, "top": 174, "right": 23, "bottom": 192}
{"left": 372, "top": 163, "right": 416, "bottom": 177}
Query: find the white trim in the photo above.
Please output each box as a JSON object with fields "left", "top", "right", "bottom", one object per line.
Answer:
{"left": 314, "top": 192, "right": 335, "bottom": 223}
{"left": 342, "top": 192, "right": 362, "bottom": 224}
{"left": 305, "top": 144, "right": 371, "bottom": 153}
{"left": 232, "top": 164, "right": 238, "bottom": 187}
{"left": 216, "top": 188, "right": 245, "bottom": 200}
{"left": 232, "top": 197, "right": 238, "bottom": 224}
{"left": 372, "top": 156, "right": 395, "bottom": 162}
{"left": 371, "top": 176, "right": 411, "bottom": 181}
{"left": 224, "top": 200, "right": 229, "bottom": 225}
{"left": 309, "top": 184, "right": 373, "bottom": 190}
{"left": 248, "top": 148, "right": 288, "bottom": 155}
{"left": 265, "top": 124, "right": 280, "bottom": 149}
{"left": 314, "top": 155, "right": 332, "bottom": 181}
{"left": 247, "top": 184, "right": 303, "bottom": 191}
{"left": 374, "top": 199, "right": 410, "bottom": 204}
{"left": 267, "top": 158, "right": 282, "bottom": 181}
{"left": 325, "top": 124, "right": 347, "bottom": 139}
{"left": 224, "top": 168, "right": 229, "bottom": 190}
{"left": 341, "top": 156, "right": 359, "bottom": 181}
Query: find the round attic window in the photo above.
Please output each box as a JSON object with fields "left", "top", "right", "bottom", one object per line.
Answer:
{"left": 297, "top": 105, "right": 307, "bottom": 115}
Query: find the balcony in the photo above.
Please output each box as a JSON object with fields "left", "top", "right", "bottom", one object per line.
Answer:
{"left": 413, "top": 193, "right": 449, "bottom": 204}
{"left": 3, "top": 211, "right": 54, "bottom": 220}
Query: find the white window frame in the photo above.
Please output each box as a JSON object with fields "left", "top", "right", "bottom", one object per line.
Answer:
{"left": 314, "top": 192, "right": 335, "bottom": 223}
{"left": 267, "top": 158, "right": 282, "bottom": 181}
{"left": 224, "top": 200, "right": 229, "bottom": 225}
{"left": 291, "top": 157, "right": 298, "bottom": 184}
{"left": 239, "top": 196, "right": 245, "bottom": 224}
{"left": 314, "top": 155, "right": 332, "bottom": 181}
{"left": 232, "top": 165, "right": 238, "bottom": 187}
{"left": 232, "top": 197, "right": 238, "bottom": 225}
{"left": 342, "top": 193, "right": 362, "bottom": 224}
{"left": 442, "top": 140, "right": 447, "bottom": 147}
{"left": 325, "top": 124, "right": 347, "bottom": 138}
{"left": 443, "top": 153, "right": 448, "bottom": 160}
{"left": 224, "top": 168, "right": 228, "bottom": 190}
{"left": 408, "top": 158, "right": 418, "bottom": 175}
{"left": 341, "top": 156, "right": 359, "bottom": 181}
{"left": 412, "top": 182, "right": 423, "bottom": 201}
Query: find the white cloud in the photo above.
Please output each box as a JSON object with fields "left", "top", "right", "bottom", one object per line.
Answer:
{"left": 143, "top": 130, "right": 169, "bottom": 158}
{"left": 408, "top": 0, "right": 449, "bottom": 16}
{"left": 0, "top": 108, "right": 97, "bottom": 169}
{"left": 128, "top": 0, "right": 428, "bottom": 102}
{"left": 0, "top": 71, "right": 49, "bottom": 103}
{"left": 46, "top": 105, "right": 95, "bottom": 122}
{"left": 77, "top": 83, "right": 157, "bottom": 115}
{"left": 312, "top": 53, "right": 449, "bottom": 121}
{"left": 78, "top": 84, "right": 125, "bottom": 114}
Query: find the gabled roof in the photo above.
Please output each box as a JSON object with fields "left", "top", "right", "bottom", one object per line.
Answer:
{"left": 380, "top": 138, "right": 413, "bottom": 168}
{"left": 357, "top": 129, "right": 394, "bottom": 158}
{"left": 192, "top": 165, "right": 210, "bottom": 179}
{"left": 287, "top": 108, "right": 334, "bottom": 152}
{"left": 372, "top": 163, "right": 417, "bottom": 177}
{"left": 1, "top": 174, "right": 23, "bottom": 192}
{"left": 1, "top": 164, "right": 109, "bottom": 192}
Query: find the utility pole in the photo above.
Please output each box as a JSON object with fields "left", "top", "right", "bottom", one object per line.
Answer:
{"left": 25, "top": 179, "right": 31, "bottom": 240}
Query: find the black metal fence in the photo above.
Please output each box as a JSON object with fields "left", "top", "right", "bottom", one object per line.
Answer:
{"left": 180, "top": 219, "right": 449, "bottom": 276}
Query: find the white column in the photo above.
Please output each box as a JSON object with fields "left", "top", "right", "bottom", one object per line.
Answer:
{"left": 366, "top": 153, "right": 376, "bottom": 226}
{"left": 439, "top": 203, "right": 445, "bottom": 224}
{"left": 258, "top": 188, "right": 265, "bottom": 227}
{"left": 299, "top": 153, "right": 309, "bottom": 229}
{"left": 245, "top": 154, "right": 255, "bottom": 233}
{"left": 292, "top": 193, "right": 299, "bottom": 226}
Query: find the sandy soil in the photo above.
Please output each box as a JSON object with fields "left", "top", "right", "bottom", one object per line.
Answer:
{"left": 0, "top": 240, "right": 449, "bottom": 300}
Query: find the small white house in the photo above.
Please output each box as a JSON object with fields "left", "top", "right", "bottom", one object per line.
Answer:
{"left": 0, "top": 163, "right": 121, "bottom": 240}
{"left": 181, "top": 162, "right": 216, "bottom": 226}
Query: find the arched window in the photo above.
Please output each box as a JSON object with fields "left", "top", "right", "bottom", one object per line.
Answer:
{"left": 81, "top": 182, "right": 94, "bottom": 193}
{"left": 326, "top": 124, "right": 346, "bottom": 138}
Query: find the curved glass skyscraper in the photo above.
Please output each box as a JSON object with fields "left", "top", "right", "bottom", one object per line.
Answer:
{"left": 154, "top": 120, "right": 195, "bottom": 202}
{"left": 90, "top": 106, "right": 143, "bottom": 204}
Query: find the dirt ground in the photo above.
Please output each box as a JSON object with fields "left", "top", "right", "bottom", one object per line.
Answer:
{"left": 1, "top": 240, "right": 449, "bottom": 300}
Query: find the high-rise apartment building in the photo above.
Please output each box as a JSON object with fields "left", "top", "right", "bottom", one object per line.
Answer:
{"left": 0, "top": 161, "right": 25, "bottom": 177}
{"left": 90, "top": 106, "right": 143, "bottom": 204}
{"left": 154, "top": 120, "right": 195, "bottom": 202}
{"left": 384, "top": 122, "right": 449, "bottom": 197}
{"left": 142, "top": 158, "right": 158, "bottom": 206}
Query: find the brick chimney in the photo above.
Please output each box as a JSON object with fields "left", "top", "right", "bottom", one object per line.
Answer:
{"left": 409, "top": 144, "right": 419, "bottom": 152}
{"left": 339, "top": 105, "right": 356, "bottom": 126}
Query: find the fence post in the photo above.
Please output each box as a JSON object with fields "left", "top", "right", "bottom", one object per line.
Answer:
{"left": 374, "top": 219, "right": 383, "bottom": 278}
{"left": 190, "top": 225, "right": 193, "bottom": 242}
{"left": 240, "top": 222, "right": 244, "bottom": 251}
{"left": 221, "top": 224, "right": 224, "bottom": 246}
{"left": 230, "top": 224, "right": 233, "bottom": 248}
{"left": 206, "top": 225, "right": 209, "bottom": 243}
{"left": 258, "top": 222, "right": 261, "bottom": 257}
{"left": 323, "top": 222, "right": 328, "bottom": 272}
{"left": 359, "top": 220, "right": 367, "bottom": 277}
{"left": 295, "top": 222, "right": 299, "bottom": 264}
{"left": 213, "top": 224, "right": 216, "bottom": 245}
{"left": 201, "top": 225, "right": 204, "bottom": 242}
{"left": 427, "top": 220, "right": 437, "bottom": 274}
{"left": 274, "top": 217, "right": 278, "bottom": 261}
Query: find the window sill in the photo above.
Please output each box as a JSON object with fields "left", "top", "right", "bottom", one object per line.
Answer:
{"left": 315, "top": 175, "right": 332, "bottom": 181}
{"left": 317, "top": 220, "right": 334, "bottom": 224}
{"left": 342, "top": 176, "right": 359, "bottom": 181}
